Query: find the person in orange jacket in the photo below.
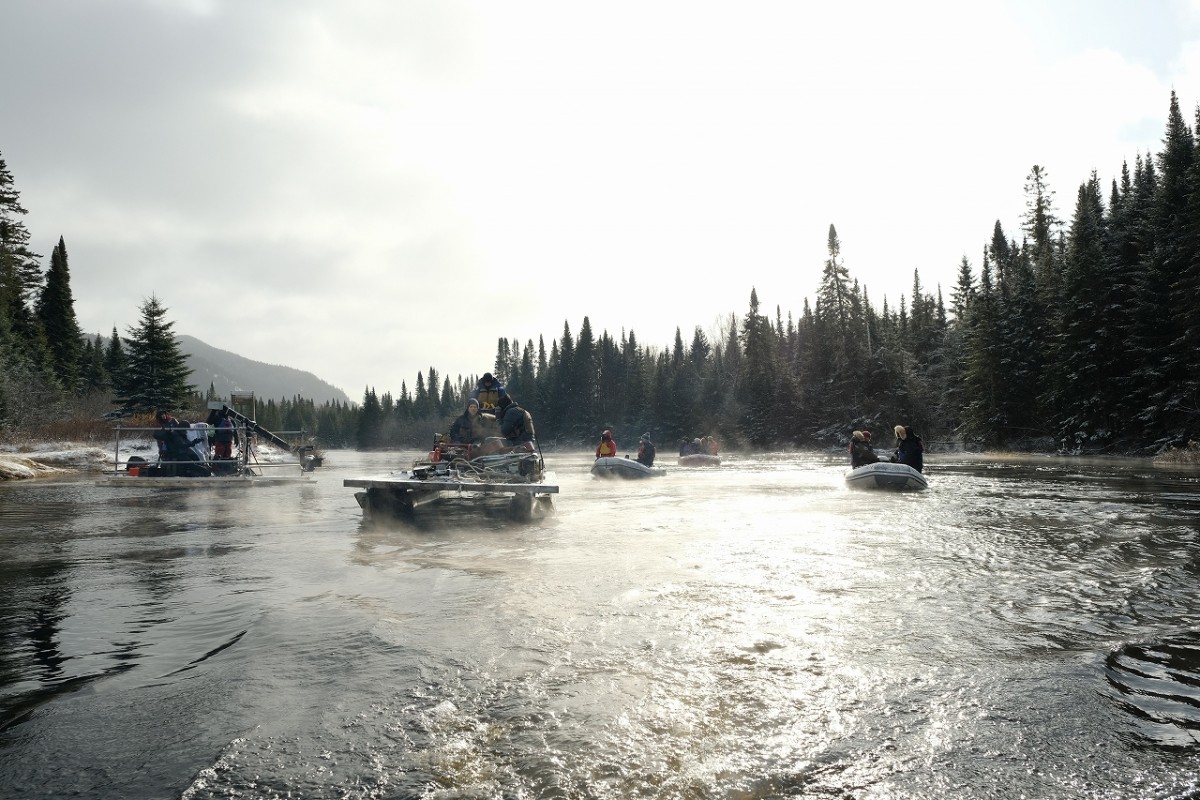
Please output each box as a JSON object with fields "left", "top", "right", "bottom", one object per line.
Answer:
{"left": 595, "top": 429, "right": 617, "bottom": 458}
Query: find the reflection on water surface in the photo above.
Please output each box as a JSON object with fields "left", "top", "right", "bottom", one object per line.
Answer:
{"left": 1, "top": 450, "right": 1199, "bottom": 798}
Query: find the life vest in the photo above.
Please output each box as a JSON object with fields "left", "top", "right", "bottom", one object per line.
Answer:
{"left": 476, "top": 386, "right": 503, "bottom": 411}
{"left": 597, "top": 438, "right": 616, "bottom": 457}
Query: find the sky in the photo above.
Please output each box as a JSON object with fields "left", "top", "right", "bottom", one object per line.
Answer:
{"left": 4, "top": 0, "right": 1200, "bottom": 400}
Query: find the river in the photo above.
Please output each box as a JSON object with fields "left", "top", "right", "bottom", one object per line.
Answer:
{"left": 1, "top": 450, "right": 1199, "bottom": 799}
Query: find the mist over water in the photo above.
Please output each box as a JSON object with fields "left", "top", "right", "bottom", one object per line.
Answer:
{"left": 2, "top": 450, "right": 1199, "bottom": 799}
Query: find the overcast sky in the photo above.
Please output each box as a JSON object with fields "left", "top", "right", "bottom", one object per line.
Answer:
{"left": 4, "top": 0, "right": 1199, "bottom": 400}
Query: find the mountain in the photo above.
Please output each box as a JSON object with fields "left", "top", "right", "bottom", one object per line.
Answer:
{"left": 178, "top": 334, "right": 351, "bottom": 406}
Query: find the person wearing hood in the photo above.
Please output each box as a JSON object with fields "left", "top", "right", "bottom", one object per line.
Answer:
{"left": 636, "top": 433, "right": 656, "bottom": 467}
{"left": 449, "top": 398, "right": 484, "bottom": 445}
{"left": 849, "top": 430, "right": 879, "bottom": 468}
{"left": 890, "top": 425, "right": 924, "bottom": 472}
{"left": 596, "top": 430, "right": 617, "bottom": 459}
{"left": 497, "top": 394, "right": 535, "bottom": 450}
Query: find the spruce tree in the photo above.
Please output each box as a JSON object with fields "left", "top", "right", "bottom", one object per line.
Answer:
{"left": 35, "top": 236, "right": 82, "bottom": 391}
{"left": 573, "top": 317, "right": 598, "bottom": 429}
{"left": 116, "top": 295, "right": 195, "bottom": 413}
{"left": 1051, "top": 174, "right": 1110, "bottom": 446}
{"left": 357, "top": 387, "right": 382, "bottom": 448}
{"left": 1132, "top": 92, "right": 1194, "bottom": 436}
{"left": 960, "top": 248, "right": 1003, "bottom": 444}
{"left": 0, "top": 151, "right": 43, "bottom": 314}
{"left": 1171, "top": 106, "right": 1200, "bottom": 433}
{"left": 1022, "top": 165, "right": 1063, "bottom": 310}
{"left": 79, "top": 335, "right": 109, "bottom": 394}
{"left": 412, "top": 371, "right": 429, "bottom": 420}
{"left": 739, "top": 288, "right": 781, "bottom": 446}
{"left": 104, "top": 326, "right": 128, "bottom": 396}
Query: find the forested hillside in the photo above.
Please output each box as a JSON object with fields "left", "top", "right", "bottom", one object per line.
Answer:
{"left": 2, "top": 92, "right": 1197, "bottom": 454}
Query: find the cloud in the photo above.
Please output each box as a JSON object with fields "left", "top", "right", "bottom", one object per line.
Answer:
{"left": 5, "top": 0, "right": 1200, "bottom": 397}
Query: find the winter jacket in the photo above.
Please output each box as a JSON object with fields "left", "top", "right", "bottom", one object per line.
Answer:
{"left": 449, "top": 410, "right": 482, "bottom": 444}
{"left": 596, "top": 435, "right": 617, "bottom": 458}
{"left": 849, "top": 440, "right": 879, "bottom": 468}
{"left": 499, "top": 403, "right": 534, "bottom": 444}
{"left": 471, "top": 380, "right": 510, "bottom": 413}
{"left": 894, "top": 428, "right": 924, "bottom": 472}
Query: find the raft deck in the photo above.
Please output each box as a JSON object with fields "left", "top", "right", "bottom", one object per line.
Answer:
{"left": 97, "top": 473, "right": 316, "bottom": 487}
{"left": 345, "top": 471, "right": 558, "bottom": 518}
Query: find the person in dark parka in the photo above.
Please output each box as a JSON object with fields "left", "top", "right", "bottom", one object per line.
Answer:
{"left": 849, "top": 430, "right": 880, "bottom": 468}
{"left": 890, "top": 425, "right": 924, "bottom": 472}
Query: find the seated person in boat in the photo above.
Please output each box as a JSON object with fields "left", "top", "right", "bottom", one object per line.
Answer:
{"left": 153, "top": 410, "right": 208, "bottom": 476}
{"left": 449, "top": 398, "right": 484, "bottom": 445}
{"left": 849, "top": 430, "right": 880, "bottom": 468}
{"left": 596, "top": 430, "right": 617, "bottom": 459}
{"left": 497, "top": 395, "right": 536, "bottom": 451}
{"left": 636, "top": 434, "right": 656, "bottom": 467}
{"left": 703, "top": 436, "right": 719, "bottom": 455}
{"left": 889, "top": 425, "right": 924, "bottom": 472}
{"left": 470, "top": 372, "right": 510, "bottom": 415}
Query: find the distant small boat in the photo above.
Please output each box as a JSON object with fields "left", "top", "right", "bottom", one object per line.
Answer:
{"left": 844, "top": 462, "right": 928, "bottom": 491}
{"left": 678, "top": 453, "right": 721, "bottom": 467}
{"left": 591, "top": 456, "right": 665, "bottom": 479}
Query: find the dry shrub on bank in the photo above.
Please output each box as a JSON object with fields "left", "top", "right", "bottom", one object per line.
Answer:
{"left": 1154, "top": 440, "right": 1200, "bottom": 465}
{"left": 1, "top": 394, "right": 163, "bottom": 448}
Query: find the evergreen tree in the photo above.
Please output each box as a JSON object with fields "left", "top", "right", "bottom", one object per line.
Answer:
{"left": 1171, "top": 106, "right": 1200, "bottom": 432}
{"left": 1022, "top": 164, "right": 1063, "bottom": 309}
{"left": 426, "top": 366, "right": 441, "bottom": 419}
{"left": 35, "top": 236, "right": 82, "bottom": 391}
{"left": 1050, "top": 174, "right": 1111, "bottom": 445}
{"left": 960, "top": 248, "right": 1003, "bottom": 444}
{"left": 0, "top": 152, "right": 50, "bottom": 382}
{"left": 574, "top": 316, "right": 598, "bottom": 429}
{"left": 80, "top": 334, "right": 109, "bottom": 394}
{"left": 739, "top": 288, "right": 782, "bottom": 446}
{"left": 0, "top": 151, "right": 43, "bottom": 315}
{"left": 116, "top": 295, "right": 195, "bottom": 413}
{"left": 1132, "top": 92, "right": 1194, "bottom": 435}
{"left": 412, "top": 371, "right": 430, "bottom": 421}
{"left": 104, "top": 326, "right": 128, "bottom": 396}
{"left": 357, "top": 386, "right": 383, "bottom": 448}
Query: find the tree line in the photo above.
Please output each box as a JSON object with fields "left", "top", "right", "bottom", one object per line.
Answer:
{"left": 1, "top": 91, "right": 1197, "bottom": 453}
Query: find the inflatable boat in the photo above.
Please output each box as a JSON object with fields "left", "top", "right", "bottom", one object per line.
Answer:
{"left": 844, "top": 462, "right": 927, "bottom": 491}
{"left": 591, "top": 456, "right": 665, "bottom": 479}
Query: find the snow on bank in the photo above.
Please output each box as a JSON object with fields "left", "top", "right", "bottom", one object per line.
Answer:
{"left": 0, "top": 438, "right": 300, "bottom": 482}
{"left": 0, "top": 442, "right": 113, "bottom": 480}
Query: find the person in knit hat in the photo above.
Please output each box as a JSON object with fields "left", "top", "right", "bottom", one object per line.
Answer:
{"left": 449, "top": 397, "right": 483, "bottom": 445}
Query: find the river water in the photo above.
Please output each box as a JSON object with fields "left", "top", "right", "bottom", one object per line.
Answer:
{"left": 2, "top": 450, "right": 1200, "bottom": 799}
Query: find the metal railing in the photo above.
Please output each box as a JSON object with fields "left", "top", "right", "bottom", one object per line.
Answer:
{"left": 108, "top": 422, "right": 318, "bottom": 477}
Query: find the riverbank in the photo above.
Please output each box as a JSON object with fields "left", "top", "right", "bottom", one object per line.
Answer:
{"left": 0, "top": 442, "right": 114, "bottom": 480}
{"left": 0, "top": 437, "right": 310, "bottom": 481}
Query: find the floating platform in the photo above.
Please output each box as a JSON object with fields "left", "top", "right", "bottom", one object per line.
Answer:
{"left": 345, "top": 471, "right": 558, "bottom": 520}
{"left": 97, "top": 473, "right": 315, "bottom": 488}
